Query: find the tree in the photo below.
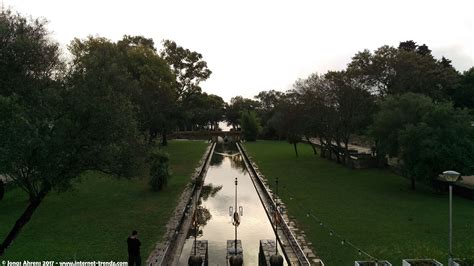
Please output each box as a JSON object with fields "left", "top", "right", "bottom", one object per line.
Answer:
{"left": 0, "top": 11, "right": 145, "bottom": 254}
{"left": 398, "top": 103, "right": 474, "bottom": 189}
{"left": 347, "top": 41, "right": 460, "bottom": 100}
{"left": 118, "top": 36, "right": 177, "bottom": 145}
{"left": 268, "top": 91, "right": 305, "bottom": 157}
{"left": 324, "top": 71, "right": 376, "bottom": 163}
{"left": 398, "top": 40, "right": 417, "bottom": 52}
{"left": 370, "top": 93, "right": 433, "bottom": 158}
{"left": 452, "top": 67, "right": 474, "bottom": 110}
{"left": 70, "top": 36, "right": 178, "bottom": 146}
{"left": 160, "top": 40, "right": 211, "bottom": 101}
{"left": 347, "top": 45, "right": 398, "bottom": 96}
{"left": 225, "top": 96, "right": 260, "bottom": 130}
{"left": 370, "top": 93, "right": 474, "bottom": 190}
{"left": 239, "top": 111, "right": 261, "bottom": 141}
{"left": 204, "top": 94, "right": 225, "bottom": 130}
{"left": 182, "top": 92, "right": 225, "bottom": 131}
{"left": 289, "top": 71, "right": 375, "bottom": 161}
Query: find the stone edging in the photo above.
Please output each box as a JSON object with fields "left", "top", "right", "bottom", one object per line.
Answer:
{"left": 146, "top": 142, "right": 216, "bottom": 265}
{"left": 238, "top": 143, "right": 324, "bottom": 266}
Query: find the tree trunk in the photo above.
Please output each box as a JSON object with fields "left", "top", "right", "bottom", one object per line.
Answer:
{"left": 293, "top": 143, "right": 298, "bottom": 157}
{"left": 148, "top": 129, "right": 157, "bottom": 145}
{"left": 0, "top": 190, "right": 48, "bottom": 255}
{"left": 334, "top": 142, "right": 341, "bottom": 163}
{"left": 319, "top": 139, "right": 326, "bottom": 158}
{"left": 411, "top": 176, "right": 416, "bottom": 190}
{"left": 306, "top": 136, "right": 317, "bottom": 155}
{"left": 343, "top": 141, "right": 349, "bottom": 165}
{"left": 161, "top": 129, "right": 168, "bottom": 146}
{"left": 0, "top": 180, "right": 4, "bottom": 201}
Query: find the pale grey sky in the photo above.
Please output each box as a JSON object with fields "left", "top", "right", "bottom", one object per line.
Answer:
{"left": 5, "top": 0, "right": 474, "bottom": 102}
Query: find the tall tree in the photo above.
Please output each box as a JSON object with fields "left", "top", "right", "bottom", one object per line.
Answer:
{"left": 0, "top": 12, "right": 145, "bottom": 254}
{"left": 268, "top": 91, "right": 305, "bottom": 157}
{"left": 325, "top": 70, "right": 376, "bottom": 163}
{"left": 348, "top": 41, "right": 460, "bottom": 100}
{"left": 118, "top": 36, "right": 177, "bottom": 144}
{"left": 254, "top": 90, "right": 283, "bottom": 138}
{"left": 239, "top": 111, "right": 261, "bottom": 141}
{"left": 398, "top": 104, "right": 474, "bottom": 189}
{"left": 368, "top": 93, "right": 474, "bottom": 190}
{"left": 292, "top": 73, "right": 336, "bottom": 157}
{"left": 204, "top": 94, "right": 225, "bottom": 130}
{"left": 225, "top": 96, "right": 260, "bottom": 130}
{"left": 452, "top": 67, "right": 474, "bottom": 110}
{"left": 160, "top": 40, "right": 212, "bottom": 101}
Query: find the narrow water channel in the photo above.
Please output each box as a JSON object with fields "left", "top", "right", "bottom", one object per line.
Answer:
{"left": 177, "top": 142, "right": 287, "bottom": 265}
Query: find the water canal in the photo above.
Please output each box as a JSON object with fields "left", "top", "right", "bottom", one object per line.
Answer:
{"left": 177, "top": 142, "right": 287, "bottom": 265}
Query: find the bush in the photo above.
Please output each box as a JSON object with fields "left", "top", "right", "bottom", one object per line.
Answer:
{"left": 149, "top": 150, "right": 171, "bottom": 191}
{"left": 239, "top": 110, "right": 261, "bottom": 141}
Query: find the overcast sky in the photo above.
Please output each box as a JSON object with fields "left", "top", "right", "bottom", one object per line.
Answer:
{"left": 5, "top": 0, "right": 474, "bottom": 102}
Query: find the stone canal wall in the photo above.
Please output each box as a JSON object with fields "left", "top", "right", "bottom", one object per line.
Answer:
{"left": 237, "top": 142, "right": 324, "bottom": 266}
{"left": 146, "top": 142, "right": 216, "bottom": 266}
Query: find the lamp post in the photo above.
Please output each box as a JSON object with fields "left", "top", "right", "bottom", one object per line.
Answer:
{"left": 439, "top": 170, "right": 461, "bottom": 266}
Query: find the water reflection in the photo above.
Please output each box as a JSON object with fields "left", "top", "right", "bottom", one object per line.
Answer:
{"left": 177, "top": 143, "right": 287, "bottom": 265}
{"left": 229, "top": 153, "right": 246, "bottom": 174}
{"left": 188, "top": 206, "right": 212, "bottom": 238}
{"left": 201, "top": 183, "right": 223, "bottom": 202}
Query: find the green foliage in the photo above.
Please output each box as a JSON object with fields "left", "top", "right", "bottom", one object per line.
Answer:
{"left": 371, "top": 93, "right": 433, "bottom": 157}
{"left": 225, "top": 96, "right": 260, "bottom": 130}
{"left": 453, "top": 67, "right": 474, "bottom": 110}
{"left": 239, "top": 110, "right": 262, "bottom": 141}
{"left": 149, "top": 150, "right": 171, "bottom": 191}
{"left": 0, "top": 11, "right": 147, "bottom": 253}
{"left": 160, "top": 40, "right": 212, "bottom": 101}
{"left": 347, "top": 41, "right": 460, "bottom": 100}
{"left": 371, "top": 93, "right": 474, "bottom": 188}
{"left": 70, "top": 35, "right": 177, "bottom": 143}
{"left": 120, "top": 36, "right": 176, "bottom": 142}
{"left": 398, "top": 102, "right": 474, "bottom": 186}
{"left": 182, "top": 92, "right": 225, "bottom": 130}
{"left": 268, "top": 71, "right": 376, "bottom": 160}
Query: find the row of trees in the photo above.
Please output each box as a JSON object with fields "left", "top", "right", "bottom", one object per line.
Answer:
{"left": 227, "top": 41, "right": 474, "bottom": 190}
{"left": 0, "top": 10, "right": 222, "bottom": 254}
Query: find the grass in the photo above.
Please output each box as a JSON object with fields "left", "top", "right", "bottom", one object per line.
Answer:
{"left": 244, "top": 140, "right": 474, "bottom": 265}
{"left": 0, "top": 140, "right": 208, "bottom": 260}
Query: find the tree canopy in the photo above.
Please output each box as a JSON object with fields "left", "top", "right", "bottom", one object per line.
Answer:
{"left": 371, "top": 93, "right": 474, "bottom": 189}
{"left": 0, "top": 11, "right": 146, "bottom": 254}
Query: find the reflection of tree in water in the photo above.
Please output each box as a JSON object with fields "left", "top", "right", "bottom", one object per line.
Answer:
{"left": 210, "top": 152, "right": 224, "bottom": 166}
{"left": 188, "top": 206, "right": 212, "bottom": 238}
{"left": 200, "top": 183, "right": 223, "bottom": 202}
{"left": 230, "top": 154, "right": 246, "bottom": 173}
{"left": 211, "top": 142, "right": 246, "bottom": 169}
{"left": 187, "top": 183, "right": 222, "bottom": 238}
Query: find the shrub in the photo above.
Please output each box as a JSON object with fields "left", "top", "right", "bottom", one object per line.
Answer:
{"left": 149, "top": 150, "right": 171, "bottom": 191}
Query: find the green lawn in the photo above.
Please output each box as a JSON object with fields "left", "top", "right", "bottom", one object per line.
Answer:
{"left": 244, "top": 140, "right": 474, "bottom": 265}
{"left": 0, "top": 140, "right": 208, "bottom": 260}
